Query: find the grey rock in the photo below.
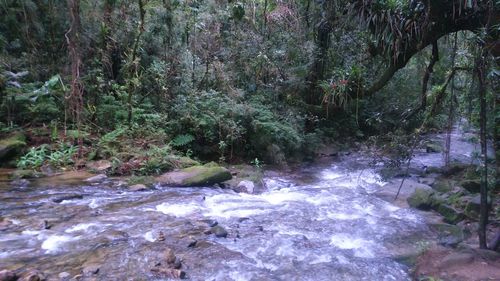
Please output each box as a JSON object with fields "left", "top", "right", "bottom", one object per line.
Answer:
{"left": 210, "top": 225, "right": 228, "bottom": 238}
{"left": 85, "top": 174, "right": 107, "bottom": 183}
{"left": 236, "top": 180, "right": 255, "bottom": 194}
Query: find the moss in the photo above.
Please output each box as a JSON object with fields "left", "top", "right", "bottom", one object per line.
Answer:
{"left": 182, "top": 165, "right": 232, "bottom": 186}
{"left": 127, "top": 175, "right": 155, "bottom": 186}
{"left": 407, "top": 188, "right": 435, "bottom": 210}
{"left": 0, "top": 132, "right": 27, "bottom": 164}
{"left": 432, "top": 179, "right": 453, "bottom": 193}
{"left": 435, "top": 204, "right": 465, "bottom": 224}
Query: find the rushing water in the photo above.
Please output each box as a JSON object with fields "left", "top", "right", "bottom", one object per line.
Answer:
{"left": 0, "top": 153, "right": 436, "bottom": 281}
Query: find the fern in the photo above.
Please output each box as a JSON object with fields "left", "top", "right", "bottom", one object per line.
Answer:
{"left": 171, "top": 134, "right": 195, "bottom": 147}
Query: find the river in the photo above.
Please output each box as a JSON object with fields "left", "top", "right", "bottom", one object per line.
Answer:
{"left": 0, "top": 125, "right": 484, "bottom": 280}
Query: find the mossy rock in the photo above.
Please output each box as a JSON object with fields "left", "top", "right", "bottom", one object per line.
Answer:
{"left": 430, "top": 223, "right": 466, "bottom": 247}
{"left": 157, "top": 162, "right": 232, "bottom": 187}
{"left": 407, "top": 188, "right": 435, "bottom": 210}
{"left": 9, "top": 169, "right": 42, "bottom": 179}
{"left": 0, "top": 132, "right": 27, "bottom": 165}
{"left": 463, "top": 194, "right": 492, "bottom": 219}
{"left": 432, "top": 178, "right": 454, "bottom": 193}
{"left": 460, "top": 179, "right": 481, "bottom": 193}
{"left": 435, "top": 204, "right": 465, "bottom": 224}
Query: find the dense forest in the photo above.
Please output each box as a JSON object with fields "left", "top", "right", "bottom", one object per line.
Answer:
{"left": 0, "top": 0, "right": 499, "bottom": 280}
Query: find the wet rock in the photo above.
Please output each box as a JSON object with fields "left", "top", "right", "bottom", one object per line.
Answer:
{"left": 58, "top": 272, "right": 70, "bottom": 280}
{"left": 40, "top": 220, "right": 52, "bottom": 230}
{"left": 52, "top": 194, "right": 83, "bottom": 203}
{"left": 187, "top": 237, "right": 197, "bottom": 248}
{"left": 86, "top": 160, "right": 112, "bottom": 173}
{"left": 157, "top": 231, "right": 166, "bottom": 242}
{"left": 203, "top": 219, "right": 218, "bottom": 227}
{"left": 9, "top": 169, "right": 40, "bottom": 179}
{"left": 407, "top": 188, "right": 435, "bottom": 210}
{"left": 0, "top": 270, "right": 17, "bottom": 281}
{"left": 238, "top": 217, "right": 250, "bottom": 223}
{"left": 19, "top": 269, "right": 45, "bottom": 281}
{"left": 129, "top": 184, "right": 148, "bottom": 191}
{"left": 460, "top": 179, "right": 481, "bottom": 193}
{"left": 11, "top": 178, "right": 29, "bottom": 188}
{"left": 150, "top": 268, "right": 186, "bottom": 279}
{"left": 82, "top": 264, "right": 99, "bottom": 276}
{"left": 0, "top": 131, "right": 26, "bottom": 166}
{"left": 85, "top": 174, "right": 107, "bottom": 183}
{"left": 164, "top": 248, "right": 176, "bottom": 264}
{"left": 156, "top": 162, "right": 232, "bottom": 187}
{"left": 210, "top": 225, "right": 228, "bottom": 238}
{"left": 236, "top": 180, "right": 255, "bottom": 194}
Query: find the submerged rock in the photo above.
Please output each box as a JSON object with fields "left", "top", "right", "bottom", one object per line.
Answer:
{"left": 52, "top": 194, "right": 83, "bottom": 203}
{"left": 156, "top": 162, "right": 231, "bottom": 187}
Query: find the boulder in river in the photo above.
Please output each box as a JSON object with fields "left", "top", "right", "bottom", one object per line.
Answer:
{"left": 0, "top": 131, "right": 27, "bottom": 166}
{"left": 0, "top": 270, "right": 17, "bottom": 281}
{"left": 235, "top": 180, "right": 255, "bottom": 194}
{"left": 156, "top": 162, "right": 231, "bottom": 187}
{"left": 210, "top": 225, "right": 228, "bottom": 238}
{"left": 129, "top": 184, "right": 148, "bottom": 191}
{"left": 407, "top": 188, "right": 435, "bottom": 210}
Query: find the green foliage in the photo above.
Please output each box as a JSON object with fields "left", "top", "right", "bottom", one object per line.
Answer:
{"left": 171, "top": 134, "right": 195, "bottom": 147}
{"left": 17, "top": 142, "right": 76, "bottom": 170}
{"left": 17, "top": 145, "right": 49, "bottom": 169}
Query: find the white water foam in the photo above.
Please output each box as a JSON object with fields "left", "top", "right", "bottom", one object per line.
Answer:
{"left": 65, "top": 223, "right": 99, "bottom": 233}
{"left": 329, "top": 234, "right": 376, "bottom": 258}
{"left": 41, "top": 235, "right": 76, "bottom": 253}
{"left": 156, "top": 202, "right": 201, "bottom": 216}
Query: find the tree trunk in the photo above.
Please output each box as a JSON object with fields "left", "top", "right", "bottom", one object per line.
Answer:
{"left": 65, "top": 0, "right": 84, "bottom": 157}
{"left": 477, "top": 49, "right": 489, "bottom": 249}
{"left": 127, "top": 0, "right": 146, "bottom": 126}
